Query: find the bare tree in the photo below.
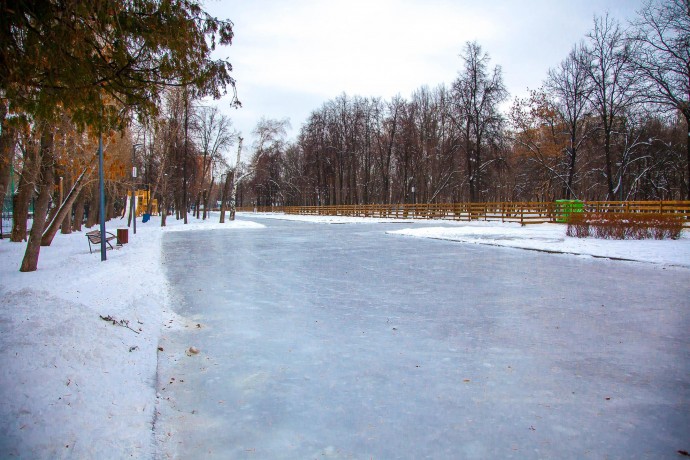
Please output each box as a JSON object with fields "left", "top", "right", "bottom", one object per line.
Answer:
{"left": 630, "top": 0, "right": 690, "bottom": 199}
{"left": 584, "top": 14, "right": 640, "bottom": 199}
{"left": 228, "top": 137, "right": 244, "bottom": 220}
{"left": 195, "top": 106, "right": 233, "bottom": 219}
{"left": 249, "top": 117, "right": 290, "bottom": 207}
{"left": 376, "top": 97, "right": 401, "bottom": 204}
{"left": 546, "top": 44, "right": 595, "bottom": 198}
{"left": 451, "top": 41, "right": 508, "bottom": 202}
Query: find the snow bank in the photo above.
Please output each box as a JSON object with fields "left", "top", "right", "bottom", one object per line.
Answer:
{"left": 387, "top": 222, "right": 690, "bottom": 267}
{"left": 0, "top": 213, "right": 263, "bottom": 459}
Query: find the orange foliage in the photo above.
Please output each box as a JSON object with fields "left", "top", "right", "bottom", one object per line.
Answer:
{"left": 511, "top": 90, "right": 568, "bottom": 161}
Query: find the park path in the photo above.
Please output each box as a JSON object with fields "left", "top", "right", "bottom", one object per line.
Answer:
{"left": 156, "top": 218, "right": 690, "bottom": 459}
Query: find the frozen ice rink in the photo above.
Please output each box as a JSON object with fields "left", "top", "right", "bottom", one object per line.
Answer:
{"left": 156, "top": 218, "right": 690, "bottom": 459}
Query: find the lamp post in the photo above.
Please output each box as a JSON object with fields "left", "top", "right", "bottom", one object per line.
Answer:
{"left": 130, "top": 143, "right": 142, "bottom": 235}
{"left": 98, "top": 132, "right": 106, "bottom": 260}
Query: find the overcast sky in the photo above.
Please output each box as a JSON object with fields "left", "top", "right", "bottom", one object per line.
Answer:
{"left": 203, "top": 0, "right": 644, "bottom": 155}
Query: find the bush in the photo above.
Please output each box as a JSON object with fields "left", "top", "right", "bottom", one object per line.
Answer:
{"left": 566, "top": 212, "right": 685, "bottom": 240}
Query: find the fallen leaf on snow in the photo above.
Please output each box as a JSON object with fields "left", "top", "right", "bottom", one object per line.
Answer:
{"left": 187, "top": 346, "right": 200, "bottom": 356}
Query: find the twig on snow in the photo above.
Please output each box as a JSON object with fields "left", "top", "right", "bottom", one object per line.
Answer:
{"left": 99, "top": 315, "right": 140, "bottom": 334}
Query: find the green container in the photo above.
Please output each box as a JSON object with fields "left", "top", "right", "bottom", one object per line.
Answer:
{"left": 555, "top": 199, "right": 583, "bottom": 223}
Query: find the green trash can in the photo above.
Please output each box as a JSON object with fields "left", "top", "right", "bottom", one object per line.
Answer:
{"left": 555, "top": 199, "right": 583, "bottom": 223}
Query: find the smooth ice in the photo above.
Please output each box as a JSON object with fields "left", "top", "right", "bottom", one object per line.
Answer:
{"left": 157, "top": 219, "right": 690, "bottom": 459}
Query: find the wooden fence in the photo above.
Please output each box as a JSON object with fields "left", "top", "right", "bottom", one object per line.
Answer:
{"left": 237, "top": 200, "right": 690, "bottom": 227}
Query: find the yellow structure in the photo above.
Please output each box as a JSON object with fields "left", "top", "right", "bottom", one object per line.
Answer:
{"left": 127, "top": 190, "right": 159, "bottom": 216}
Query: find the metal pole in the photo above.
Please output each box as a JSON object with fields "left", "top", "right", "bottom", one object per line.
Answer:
{"left": 98, "top": 130, "right": 106, "bottom": 261}
{"left": 133, "top": 166, "right": 137, "bottom": 235}
{"left": 131, "top": 144, "right": 140, "bottom": 234}
{"left": 128, "top": 164, "right": 134, "bottom": 229}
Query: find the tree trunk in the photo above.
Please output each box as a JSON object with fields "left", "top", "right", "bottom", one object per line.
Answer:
{"left": 229, "top": 173, "right": 237, "bottom": 221}
{"left": 10, "top": 142, "right": 39, "bottom": 242}
{"left": 160, "top": 196, "right": 167, "bottom": 226}
{"left": 106, "top": 193, "right": 115, "bottom": 220}
{"left": 565, "top": 144, "right": 577, "bottom": 199}
{"left": 219, "top": 175, "right": 228, "bottom": 223}
{"left": 203, "top": 178, "right": 213, "bottom": 220}
{"left": 201, "top": 188, "right": 208, "bottom": 219}
{"left": 72, "top": 190, "right": 86, "bottom": 232}
{"left": 604, "top": 130, "right": 615, "bottom": 200}
{"left": 86, "top": 193, "right": 99, "bottom": 228}
{"left": 686, "top": 120, "right": 690, "bottom": 200}
{"left": 229, "top": 138, "right": 243, "bottom": 221}
{"left": 60, "top": 204, "right": 72, "bottom": 234}
{"left": 20, "top": 129, "right": 54, "bottom": 272}
{"left": 466, "top": 139, "right": 476, "bottom": 203}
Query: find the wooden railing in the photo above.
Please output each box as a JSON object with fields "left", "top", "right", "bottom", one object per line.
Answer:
{"left": 237, "top": 201, "right": 690, "bottom": 226}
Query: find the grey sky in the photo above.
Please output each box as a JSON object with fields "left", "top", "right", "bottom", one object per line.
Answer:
{"left": 203, "top": 0, "right": 644, "bottom": 156}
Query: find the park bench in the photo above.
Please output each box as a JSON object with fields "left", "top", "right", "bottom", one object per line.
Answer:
{"left": 86, "top": 230, "right": 122, "bottom": 253}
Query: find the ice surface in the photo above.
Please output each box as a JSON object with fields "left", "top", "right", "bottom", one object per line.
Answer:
{"left": 156, "top": 219, "right": 690, "bottom": 459}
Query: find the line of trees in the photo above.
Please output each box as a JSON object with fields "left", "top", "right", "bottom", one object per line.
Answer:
{"left": 242, "top": 0, "right": 689, "bottom": 207}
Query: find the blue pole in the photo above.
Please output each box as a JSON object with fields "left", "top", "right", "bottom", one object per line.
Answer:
{"left": 99, "top": 131, "right": 106, "bottom": 261}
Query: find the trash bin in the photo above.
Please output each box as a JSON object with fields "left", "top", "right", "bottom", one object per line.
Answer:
{"left": 142, "top": 213, "right": 150, "bottom": 223}
{"left": 555, "top": 199, "right": 583, "bottom": 223}
{"left": 117, "top": 228, "right": 128, "bottom": 244}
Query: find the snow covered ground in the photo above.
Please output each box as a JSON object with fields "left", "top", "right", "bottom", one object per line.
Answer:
{"left": 0, "top": 214, "right": 264, "bottom": 458}
{"left": 0, "top": 211, "right": 688, "bottom": 458}
{"left": 387, "top": 221, "right": 690, "bottom": 268}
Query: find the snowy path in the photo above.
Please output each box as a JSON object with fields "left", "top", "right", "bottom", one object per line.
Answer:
{"left": 155, "top": 219, "right": 690, "bottom": 459}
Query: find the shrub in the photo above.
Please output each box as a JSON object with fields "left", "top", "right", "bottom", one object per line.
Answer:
{"left": 566, "top": 212, "right": 685, "bottom": 240}
{"left": 565, "top": 213, "right": 590, "bottom": 238}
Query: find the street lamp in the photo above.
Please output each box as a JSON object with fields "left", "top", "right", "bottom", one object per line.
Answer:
{"left": 98, "top": 133, "right": 106, "bottom": 260}
{"left": 130, "top": 143, "right": 142, "bottom": 234}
